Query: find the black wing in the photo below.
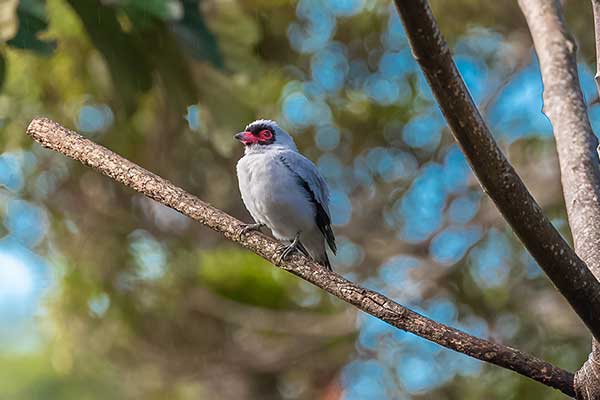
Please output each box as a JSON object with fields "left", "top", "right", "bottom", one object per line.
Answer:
{"left": 279, "top": 155, "right": 337, "bottom": 254}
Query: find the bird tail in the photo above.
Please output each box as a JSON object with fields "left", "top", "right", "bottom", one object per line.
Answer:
{"left": 298, "top": 241, "right": 333, "bottom": 271}
{"left": 296, "top": 241, "right": 310, "bottom": 258}
{"left": 319, "top": 251, "right": 333, "bottom": 271}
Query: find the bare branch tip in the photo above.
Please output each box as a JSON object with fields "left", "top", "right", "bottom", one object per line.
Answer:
{"left": 26, "top": 117, "right": 54, "bottom": 139}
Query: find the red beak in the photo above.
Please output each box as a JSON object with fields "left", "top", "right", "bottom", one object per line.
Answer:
{"left": 234, "top": 131, "right": 257, "bottom": 145}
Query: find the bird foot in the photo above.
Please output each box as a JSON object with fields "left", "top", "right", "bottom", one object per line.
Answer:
{"left": 238, "top": 223, "right": 264, "bottom": 240}
{"left": 275, "top": 234, "right": 301, "bottom": 264}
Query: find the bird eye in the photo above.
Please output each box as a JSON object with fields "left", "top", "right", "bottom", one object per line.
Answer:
{"left": 260, "top": 129, "right": 272, "bottom": 139}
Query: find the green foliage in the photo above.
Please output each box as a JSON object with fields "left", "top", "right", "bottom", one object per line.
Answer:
{"left": 122, "top": 0, "right": 174, "bottom": 21}
{"left": 65, "top": 0, "right": 154, "bottom": 114}
{"left": 2, "top": 0, "right": 222, "bottom": 115}
{"left": 6, "top": 0, "right": 57, "bottom": 56}
{"left": 172, "top": 0, "right": 224, "bottom": 67}
{"left": 0, "top": 0, "right": 19, "bottom": 42}
{"left": 0, "top": 0, "right": 595, "bottom": 399}
{"left": 0, "top": 352, "right": 121, "bottom": 399}
{"left": 0, "top": 52, "right": 5, "bottom": 90}
{"left": 198, "top": 248, "right": 300, "bottom": 309}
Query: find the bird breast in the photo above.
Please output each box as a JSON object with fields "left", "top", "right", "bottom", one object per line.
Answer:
{"left": 237, "top": 152, "right": 316, "bottom": 240}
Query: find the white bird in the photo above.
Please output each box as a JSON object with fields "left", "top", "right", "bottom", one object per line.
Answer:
{"left": 235, "top": 119, "right": 336, "bottom": 270}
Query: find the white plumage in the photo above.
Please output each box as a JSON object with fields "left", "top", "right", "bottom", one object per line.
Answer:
{"left": 235, "top": 120, "right": 336, "bottom": 270}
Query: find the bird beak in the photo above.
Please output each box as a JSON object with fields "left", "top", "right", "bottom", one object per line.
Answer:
{"left": 234, "top": 131, "right": 255, "bottom": 145}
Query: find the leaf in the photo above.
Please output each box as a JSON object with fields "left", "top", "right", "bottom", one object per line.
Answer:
{"left": 6, "top": 0, "right": 56, "bottom": 56}
{"left": 65, "top": 0, "right": 219, "bottom": 115}
{"left": 65, "top": 0, "right": 154, "bottom": 115}
{"left": 170, "top": 0, "right": 224, "bottom": 68}
{"left": 120, "top": 0, "right": 172, "bottom": 29}
{"left": 123, "top": 0, "right": 171, "bottom": 19}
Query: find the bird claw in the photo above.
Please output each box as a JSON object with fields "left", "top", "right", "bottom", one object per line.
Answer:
{"left": 238, "top": 223, "right": 264, "bottom": 240}
{"left": 275, "top": 234, "right": 301, "bottom": 264}
{"left": 275, "top": 245, "right": 294, "bottom": 264}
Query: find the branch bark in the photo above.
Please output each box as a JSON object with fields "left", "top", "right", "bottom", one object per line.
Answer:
{"left": 392, "top": 0, "right": 600, "bottom": 342}
{"left": 593, "top": 0, "right": 600, "bottom": 97}
{"left": 518, "top": 1, "right": 600, "bottom": 398}
{"left": 27, "top": 117, "right": 575, "bottom": 396}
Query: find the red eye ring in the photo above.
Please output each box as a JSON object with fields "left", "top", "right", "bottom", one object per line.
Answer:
{"left": 260, "top": 129, "right": 273, "bottom": 139}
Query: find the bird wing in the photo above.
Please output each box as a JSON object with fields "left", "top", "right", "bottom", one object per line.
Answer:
{"left": 278, "top": 151, "right": 336, "bottom": 254}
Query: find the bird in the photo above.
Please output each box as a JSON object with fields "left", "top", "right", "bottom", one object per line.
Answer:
{"left": 234, "top": 119, "right": 336, "bottom": 270}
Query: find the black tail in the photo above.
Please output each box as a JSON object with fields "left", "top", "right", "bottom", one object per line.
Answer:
{"left": 320, "top": 252, "right": 333, "bottom": 271}
{"left": 296, "top": 241, "right": 310, "bottom": 258}
{"left": 297, "top": 241, "right": 333, "bottom": 271}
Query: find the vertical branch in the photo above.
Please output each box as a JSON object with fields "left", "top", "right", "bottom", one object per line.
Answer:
{"left": 392, "top": 0, "right": 600, "bottom": 340}
{"left": 519, "top": 0, "right": 600, "bottom": 398}
{"left": 593, "top": 0, "right": 600, "bottom": 96}
{"left": 518, "top": 0, "right": 600, "bottom": 290}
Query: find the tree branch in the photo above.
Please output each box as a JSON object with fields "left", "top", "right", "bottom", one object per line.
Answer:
{"left": 518, "top": 0, "right": 600, "bottom": 310}
{"left": 593, "top": 0, "right": 600, "bottom": 97}
{"left": 393, "top": 0, "right": 600, "bottom": 342}
{"left": 518, "top": 0, "right": 600, "bottom": 397}
{"left": 27, "top": 117, "right": 575, "bottom": 396}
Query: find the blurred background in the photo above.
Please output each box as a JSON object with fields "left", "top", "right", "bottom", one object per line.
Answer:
{"left": 0, "top": 0, "right": 598, "bottom": 398}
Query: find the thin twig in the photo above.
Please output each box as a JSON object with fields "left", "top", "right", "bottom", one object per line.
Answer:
{"left": 393, "top": 0, "right": 600, "bottom": 342}
{"left": 27, "top": 117, "right": 575, "bottom": 397}
{"left": 519, "top": 0, "right": 600, "bottom": 397}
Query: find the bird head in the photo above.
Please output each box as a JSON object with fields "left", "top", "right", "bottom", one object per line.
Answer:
{"left": 235, "top": 120, "right": 297, "bottom": 151}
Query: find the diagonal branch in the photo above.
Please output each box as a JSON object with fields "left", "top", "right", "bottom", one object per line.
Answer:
{"left": 518, "top": 0, "right": 600, "bottom": 397}
{"left": 393, "top": 0, "right": 600, "bottom": 341}
{"left": 27, "top": 117, "right": 575, "bottom": 396}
